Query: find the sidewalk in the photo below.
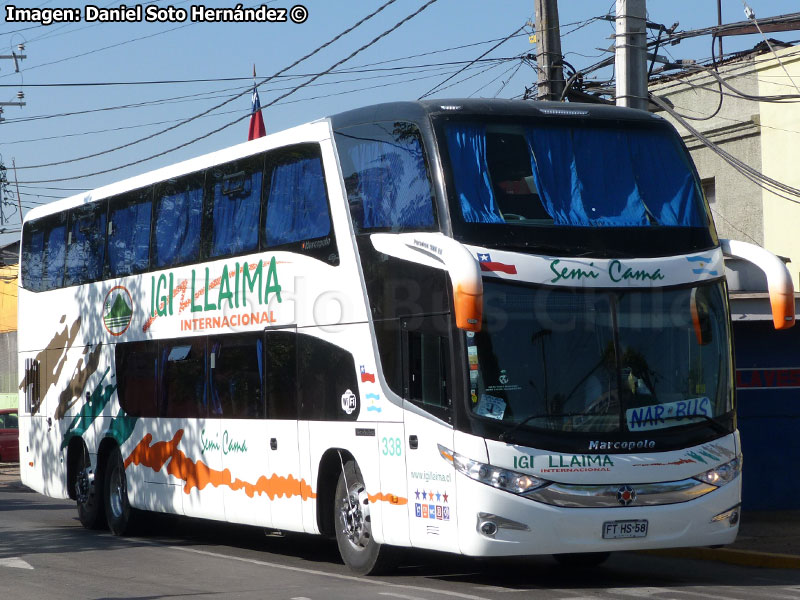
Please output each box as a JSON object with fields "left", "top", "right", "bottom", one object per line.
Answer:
{"left": 1, "top": 462, "right": 798, "bottom": 568}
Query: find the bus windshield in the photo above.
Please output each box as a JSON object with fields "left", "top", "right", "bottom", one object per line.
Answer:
{"left": 467, "top": 280, "right": 733, "bottom": 435}
{"left": 441, "top": 120, "right": 706, "bottom": 228}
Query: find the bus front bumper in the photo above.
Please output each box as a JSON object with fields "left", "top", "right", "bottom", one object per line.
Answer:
{"left": 454, "top": 472, "right": 741, "bottom": 557}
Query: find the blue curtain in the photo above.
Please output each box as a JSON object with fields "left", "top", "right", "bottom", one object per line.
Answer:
{"left": 65, "top": 208, "right": 107, "bottom": 286}
{"left": 210, "top": 170, "right": 261, "bottom": 257}
{"left": 22, "top": 228, "right": 44, "bottom": 291}
{"left": 626, "top": 130, "right": 703, "bottom": 226}
{"left": 153, "top": 185, "right": 203, "bottom": 268}
{"left": 525, "top": 126, "right": 703, "bottom": 227}
{"left": 444, "top": 124, "right": 503, "bottom": 223}
{"left": 43, "top": 223, "right": 66, "bottom": 291}
{"left": 525, "top": 127, "right": 647, "bottom": 226}
{"left": 264, "top": 157, "right": 330, "bottom": 246}
{"left": 108, "top": 197, "right": 152, "bottom": 277}
{"left": 345, "top": 137, "right": 435, "bottom": 230}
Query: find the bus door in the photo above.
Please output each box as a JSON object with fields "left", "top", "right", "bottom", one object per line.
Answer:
{"left": 213, "top": 333, "right": 271, "bottom": 527}
{"left": 402, "top": 315, "right": 457, "bottom": 551}
{"left": 263, "top": 328, "right": 302, "bottom": 531}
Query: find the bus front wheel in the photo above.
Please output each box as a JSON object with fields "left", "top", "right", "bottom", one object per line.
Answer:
{"left": 104, "top": 446, "right": 135, "bottom": 536}
{"left": 75, "top": 444, "right": 104, "bottom": 530}
{"left": 334, "top": 460, "right": 394, "bottom": 575}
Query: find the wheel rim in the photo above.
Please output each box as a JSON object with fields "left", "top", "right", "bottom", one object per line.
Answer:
{"left": 339, "top": 482, "right": 371, "bottom": 551}
{"left": 75, "top": 452, "right": 93, "bottom": 508}
{"left": 108, "top": 463, "right": 125, "bottom": 519}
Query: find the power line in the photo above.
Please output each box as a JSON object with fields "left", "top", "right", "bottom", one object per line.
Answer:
{"left": 3, "top": 57, "right": 516, "bottom": 129}
{"left": 7, "top": 59, "right": 496, "bottom": 150}
{"left": 15, "top": 0, "right": 441, "bottom": 185}
{"left": 11, "top": 0, "right": 407, "bottom": 172}
{"left": 418, "top": 23, "right": 526, "bottom": 99}
{"left": 0, "top": 21, "right": 193, "bottom": 79}
{"left": 649, "top": 92, "right": 800, "bottom": 204}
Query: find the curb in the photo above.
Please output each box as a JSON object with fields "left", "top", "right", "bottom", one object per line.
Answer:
{"left": 641, "top": 548, "right": 800, "bottom": 570}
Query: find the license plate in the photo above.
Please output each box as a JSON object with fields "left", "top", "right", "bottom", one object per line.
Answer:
{"left": 602, "top": 519, "right": 648, "bottom": 539}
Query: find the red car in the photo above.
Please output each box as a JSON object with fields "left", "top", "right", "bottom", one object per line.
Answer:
{"left": 0, "top": 408, "right": 19, "bottom": 463}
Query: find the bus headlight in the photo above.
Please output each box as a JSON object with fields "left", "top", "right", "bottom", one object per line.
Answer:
{"left": 693, "top": 456, "right": 742, "bottom": 487}
{"left": 438, "top": 445, "right": 548, "bottom": 495}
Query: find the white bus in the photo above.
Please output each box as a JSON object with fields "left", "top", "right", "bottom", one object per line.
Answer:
{"left": 18, "top": 99, "right": 794, "bottom": 574}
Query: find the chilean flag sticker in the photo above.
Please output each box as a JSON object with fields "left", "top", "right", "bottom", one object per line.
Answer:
{"left": 477, "top": 253, "right": 517, "bottom": 275}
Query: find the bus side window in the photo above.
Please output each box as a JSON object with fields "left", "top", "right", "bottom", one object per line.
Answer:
{"left": 209, "top": 334, "right": 264, "bottom": 419}
{"left": 152, "top": 172, "right": 205, "bottom": 269}
{"left": 160, "top": 339, "right": 207, "bottom": 418}
{"left": 403, "top": 316, "right": 452, "bottom": 422}
{"left": 265, "top": 331, "right": 297, "bottom": 420}
{"left": 297, "top": 332, "right": 359, "bottom": 421}
{"left": 116, "top": 341, "right": 158, "bottom": 418}
{"left": 206, "top": 155, "right": 264, "bottom": 259}
{"left": 21, "top": 223, "right": 44, "bottom": 292}
{"left": 65, "top": 202, "right": 107, "bottom": 286}
{"left": 106, "top": 187, "right": 153, "bottom": 278}
{"left": 335, "top": 121, "right": 436, "bottom": 234}
{"left": 262, "top": 145, "right": 336, "bottom": 264}
{"left": 21, "top": 213, "right": 67, "bottom": 292}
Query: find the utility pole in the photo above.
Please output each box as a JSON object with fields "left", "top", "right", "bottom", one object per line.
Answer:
{"left": 0, "top": 44, "right": 27, "bottom": 123}
{"left": 534, "top": 0, "right": 564, "bottom": 101}
{"left": 615, "top": 0, "right": 648, "bottom": 110}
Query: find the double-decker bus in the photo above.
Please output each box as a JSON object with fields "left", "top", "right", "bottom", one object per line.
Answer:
{"left": 18, "top": 99, "right": 794, "bottom": 574}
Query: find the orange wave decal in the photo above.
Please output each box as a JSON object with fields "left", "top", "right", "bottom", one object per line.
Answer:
{"left": 367, "top": 492, "right": 408, "bottom": 506}
{"left": 124, "top": 430, "right": 185, "bottom": 472}
{"left": 124, "top": 430, "right": 316, "bottom": 500}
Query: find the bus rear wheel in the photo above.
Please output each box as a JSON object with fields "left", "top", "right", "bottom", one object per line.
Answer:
{"left": 104, "top": 446, "right": 135, "bottom": 536}
{"left": 75, "top": 444, "right": 104, "bottom": 530}
{"left": 334, "top": 460, "right": 394, "bottom": 575}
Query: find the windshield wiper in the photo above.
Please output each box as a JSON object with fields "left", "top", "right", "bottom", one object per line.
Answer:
{"left": 499, "top": 411, "right": 589, "bottom": 444}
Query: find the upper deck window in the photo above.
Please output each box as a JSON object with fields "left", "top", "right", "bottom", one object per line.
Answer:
{"left": 152, "top": 172, "right": 204, "bottom": 269}
{"left": 263, "top": 146, "right": 331, "bottom": 247}
{"left": 107, "top": 187, "right": 153, "bottom": 278}
{"left": 443, "top": 122, "right": 704, "bottom": 228}
{"left": 65, "top": 203, "right": 107, "bottom": 286}
{"left": 208, "top": 155, "right": 263, "bottom": 258}
{"left": 21, "top": 213, "right": 67, "bottom": 292}
{"left": 335, "top": 121, "right": 435, "bottom": 233}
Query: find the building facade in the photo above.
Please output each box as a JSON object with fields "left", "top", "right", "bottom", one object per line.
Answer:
{"left": 652, "top": 45, "right": 800, "bottom": 509}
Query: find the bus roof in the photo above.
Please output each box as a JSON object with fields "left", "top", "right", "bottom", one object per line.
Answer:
{"left": 328, "top": 98, "right": 662, "bottom": 130}
{"left": 23, "top": 99, "right": 662, "bottom": 226}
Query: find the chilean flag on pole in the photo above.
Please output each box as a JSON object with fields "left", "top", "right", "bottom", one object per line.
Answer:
{"left": 248, "top": 66, "right": 266, "bottom": 141}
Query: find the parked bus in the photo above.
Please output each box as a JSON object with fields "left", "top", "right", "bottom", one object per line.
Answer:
{"left": 18, "top": 99, "right": 794, "bottom": 574}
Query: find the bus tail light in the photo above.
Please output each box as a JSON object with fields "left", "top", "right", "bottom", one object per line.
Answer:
{"left": 438, "top": 444, "right": 548, "bottom": 495}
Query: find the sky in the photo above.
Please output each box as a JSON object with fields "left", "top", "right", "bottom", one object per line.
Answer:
{"left": 0, "top": 0, "right": 798, "bottom": 247}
